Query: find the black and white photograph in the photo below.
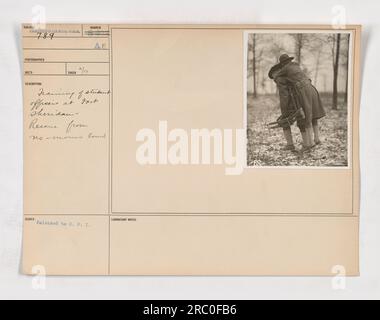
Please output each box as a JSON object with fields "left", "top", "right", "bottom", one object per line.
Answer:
{"left": 245, "top": 31, "right": 353, "bottom": 167}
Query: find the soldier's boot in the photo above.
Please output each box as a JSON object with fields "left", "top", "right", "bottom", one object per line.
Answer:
{"left": 283, "top": 128, "right": 296, "bottom": 151}
{"left": 313, "top": 121, "right": 321, "bottom": 145}
{"left": 300, "top": 127, "right": 314, "bottom": 152}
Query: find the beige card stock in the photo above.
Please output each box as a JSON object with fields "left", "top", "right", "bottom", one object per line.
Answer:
{"left": 22, "top": 24, "right": 361, "bottom": 276}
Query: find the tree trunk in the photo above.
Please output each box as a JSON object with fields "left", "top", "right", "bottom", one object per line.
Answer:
{"left": 344, "top": 66, "right": 349, "bottom": 104}
{"left": 296, "top": 34, "right": 303, "bottom": 65}
{"left": 333, "top": 34, "right": 341, "bottom": 110}
{"left": 344, "top": 37, "right": 350, "bottom": 104}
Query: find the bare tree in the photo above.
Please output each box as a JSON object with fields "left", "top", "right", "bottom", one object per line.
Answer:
{"left": 323, "top": 33, "right": 343, "bottom": 109}
{"left": 295, "top": 34, "right": 303, "bottom": 64}
{"left": 248, "top": 34, "right": 268, "bottom": 95}
{"left": 305, "top": 35, "right": 325, "bottom": 88}
{"left": 290, "top": 34, "right": 309, "bottom": 66}
{"left": 343, "top": 35, "right": 351, "bottom": 104}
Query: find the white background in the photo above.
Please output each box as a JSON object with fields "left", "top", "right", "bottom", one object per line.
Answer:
{"left": 0, "top": 0, "right": 379, "bottom": 300}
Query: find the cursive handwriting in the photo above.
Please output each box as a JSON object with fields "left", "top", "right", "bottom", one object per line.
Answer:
{"left": 29, "top": 118, "right": 58, "bottom": 130}
{"left": 66, "top": 120, "right": 88, "bottom": 134}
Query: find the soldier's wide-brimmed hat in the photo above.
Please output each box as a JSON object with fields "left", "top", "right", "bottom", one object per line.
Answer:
{"left": 279, "top": 54, "right": 294, "bottom": 64}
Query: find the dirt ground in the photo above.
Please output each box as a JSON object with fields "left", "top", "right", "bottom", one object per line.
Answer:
{"left": 247, "top": 94, "right": 349, "bottom": 167}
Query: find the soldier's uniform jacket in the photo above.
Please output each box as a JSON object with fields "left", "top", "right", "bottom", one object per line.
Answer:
{"left": 270, "top": 62, "right": 326, "bottom": 127}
